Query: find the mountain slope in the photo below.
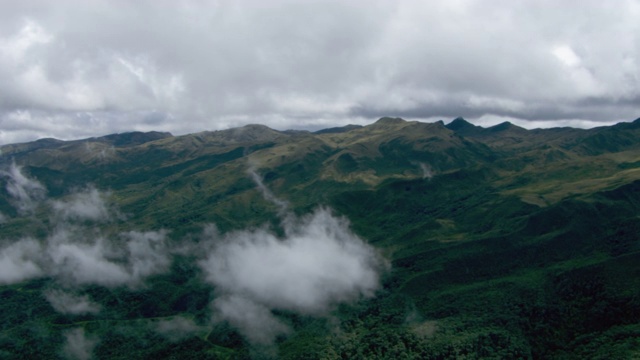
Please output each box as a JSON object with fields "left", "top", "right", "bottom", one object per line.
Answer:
{"left": 1, "top": 117, "right": 640, "bottom": 359}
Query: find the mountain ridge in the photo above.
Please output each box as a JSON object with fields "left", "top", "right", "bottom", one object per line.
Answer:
{"left": 1, "top": 116, "right": 640, "bottom": 358}
{"left": 2, "top": 116, "right": 640, "bottom": 203}
{"left": 4, "top": 116, "right": 639, "bottom": 153}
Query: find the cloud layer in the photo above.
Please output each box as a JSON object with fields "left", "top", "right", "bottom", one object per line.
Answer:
{"left": 1, "top": 1, "right": 639, "bottom": 144}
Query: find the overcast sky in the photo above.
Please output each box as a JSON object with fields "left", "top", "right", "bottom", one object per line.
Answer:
{"left": 1, "top": 0, "right": 639, "bottom": 144}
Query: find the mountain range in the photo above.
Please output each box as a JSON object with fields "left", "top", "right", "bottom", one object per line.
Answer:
{"left": 1, "top": 117, "right": 639, "bottom": 359}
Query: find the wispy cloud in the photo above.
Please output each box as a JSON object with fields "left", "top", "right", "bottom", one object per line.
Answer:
{"left": 44, "top": 289, "right": 101, "bottom": 315}
{"left": 419, "top": 162, "right": 433, "bottom": 179}
{"left": 247, "top": 167, "right": 288, "bottom": 215}
{"left": 1, "top": 162, "right": 46, "bottom": 214}
{"left": 61, "top": 328, "right": 97, "bottom": 360}
{"left": 212, "top": 294, "right": 291, "bottom": 346}
{"left": 51, "top": 187, "right": 112, "bottom": 222}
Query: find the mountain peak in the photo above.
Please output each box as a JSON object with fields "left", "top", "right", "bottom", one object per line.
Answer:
{"left": 216, "top": 123, "right": 284, "bottom": 143}
{"left": 99, "top": 131, "right": 173, "bottom": 147}
{"left": 314, "top": 124, "right": 363, "bottom": 134}
{"left": 615, "top": 117, "right": 640, "bottom": 130}
{"left": 445, "top": 117, "right": 484, "bottom": 137}
{"left": 375, "top": 117, "right": 406, "bottom": 125}
{"left": 368, "top": 117, "right": 407, "bottom": 131}
{"left": 446, "top": 117, "right": 475, "bottom": 130}
{"left": 487, "top": 121, "right": 526, "bottom": 132}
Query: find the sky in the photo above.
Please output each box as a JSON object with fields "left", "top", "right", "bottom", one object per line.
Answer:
{"left": 1, "top": 0, "right": 639, "bottom": 145}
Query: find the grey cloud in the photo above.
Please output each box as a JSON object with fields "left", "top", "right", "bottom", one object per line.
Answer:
{"left": 351, "top": 92, "right": 640, "bottom": 126}
{"left": 44, "top": 289, "right": 101, "bottom": 315}
{"left": 0, "top": 109, "right": 176, "bottom": 144}
{"left": 1, "top": 1, "right": 638, "bottom": 144}
{"left": 61, "top": 328, "right": 97, "bottom": 360}
{"left": 414, "top": 162, "right": 433, "bottom": 180}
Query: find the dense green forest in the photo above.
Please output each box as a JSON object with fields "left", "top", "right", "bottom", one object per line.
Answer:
{"left": 1, "top": 117, "right": 639, "bottom": 359}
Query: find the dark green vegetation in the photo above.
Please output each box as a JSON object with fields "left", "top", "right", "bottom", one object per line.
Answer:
{"left": 1, "top": 117, "right": 640, "bottom": 359}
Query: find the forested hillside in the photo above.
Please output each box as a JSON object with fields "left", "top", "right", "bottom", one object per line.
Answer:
{"left": 1, "top": 117, "right": 639, "bottom": 359}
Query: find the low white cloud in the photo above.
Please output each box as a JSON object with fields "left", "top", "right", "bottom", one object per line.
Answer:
{"left": 411, "top": 161, "right": 433, "bottom": 180}
{"left": 0, "top": 227, "right": 171, "bottom": 288}
{"left": 204, "top": 208, "right": 382, "bottom": 313}
{"left": 201, "top": 207, "right": 384, "bottom": 343}
{"left": 48, "top": 235, "right": 132, "bottom": 287}
{"left": 51, "top": 187, "right": 111, "bottom": 222}
{"left": 47, "top": 228, "right": 169, "bottom": 287}
{"left": 0, "top": 238, "right": 43, "bottom": 284}
{"left": 44, "top": 289, "right": 101, "bottom": 315}
{"left": 196, "top": 169, "right": 386, "bottom": 344}
{"left": 213, "top": 295, "right": 290, "bottom": 346}
{"left": 0, "top": 167, "right": 170, "bottom": 287}
{"left": 61, "top": 328, "right": 97, "bottom": 360}
{"left": 123, "top": 230, "right": 171, "bottom": 283}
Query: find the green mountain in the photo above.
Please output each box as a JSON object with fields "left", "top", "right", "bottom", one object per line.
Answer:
{"left": 1, "top": 117, "right": 639, "bottom": 359}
